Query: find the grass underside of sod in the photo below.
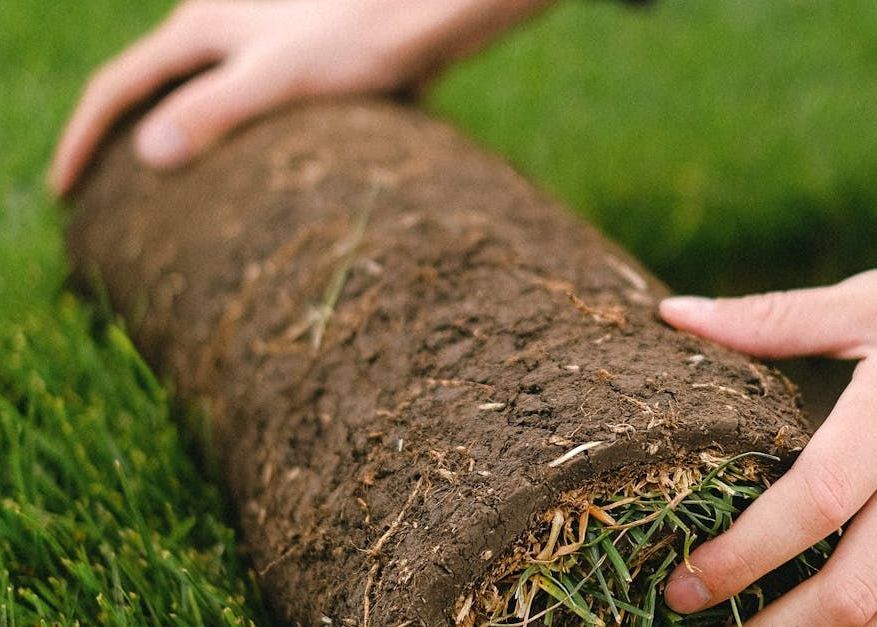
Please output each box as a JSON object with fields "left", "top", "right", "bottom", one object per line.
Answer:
{"left": 456, "top": 453, "right": 836, "bottom": 626}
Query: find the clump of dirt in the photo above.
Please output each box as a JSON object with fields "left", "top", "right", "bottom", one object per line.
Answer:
{"left": 69, "top": 99, "right": 811, "bottom": 625}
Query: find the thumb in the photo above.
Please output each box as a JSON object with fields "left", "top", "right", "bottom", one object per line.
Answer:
{"left": 134, "top": 59, "right": 295, "bottom": 169}
{"left": 659, "top": 273, "right": 877, "bottom": 359}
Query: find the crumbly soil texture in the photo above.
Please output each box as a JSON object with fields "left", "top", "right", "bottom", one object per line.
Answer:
{"left": 68, "top": 98, "right": 811, "bottom": 625}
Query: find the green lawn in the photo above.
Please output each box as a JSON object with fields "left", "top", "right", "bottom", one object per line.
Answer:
{"left": 2, "top": 0, "right": 875, "bottom": 622}
{"left": 2, "top": 1, "right": 264, "bottom": 623}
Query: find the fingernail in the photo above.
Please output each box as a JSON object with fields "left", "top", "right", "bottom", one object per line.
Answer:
{"left": 660, "top": 296, "right": 715, "bottom": 318}
{"left": 136, "top": 119, "right": 189, "bottom": 169}
{"left": 665, "top": 573, "right": 711, "bottom": 613}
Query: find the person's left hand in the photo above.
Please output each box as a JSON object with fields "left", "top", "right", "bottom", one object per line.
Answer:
{"left": 48, "top": 0, "right": 550, "bottom": 197}
{"left": 659, "top": 269, "right": 877, "bottom": 626}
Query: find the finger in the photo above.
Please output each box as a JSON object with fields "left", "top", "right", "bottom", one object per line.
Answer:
{"left": 133, "top": 54, "right": 299, "bottom": 169}
{"left": 659, "top": 271, "right": 877, "bottom": 359}
{"left": 49, "top": 3, "right": 226, "bottom": 196}
{"left": 746, "top": 492, "right": 877, "bottom": 627}
{"left": 665, "top": 358, "right": 877, "bottom": 614}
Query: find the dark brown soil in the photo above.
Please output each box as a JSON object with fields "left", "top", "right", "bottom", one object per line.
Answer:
{"left": 67, "top": 99, "right": 810, "bottom": 626}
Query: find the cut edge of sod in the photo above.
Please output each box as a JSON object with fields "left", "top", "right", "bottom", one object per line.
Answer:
{"left": 454, "top": 451, "right": 837, "bottom": 626}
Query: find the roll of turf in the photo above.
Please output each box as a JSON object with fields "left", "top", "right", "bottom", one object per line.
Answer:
{"left": 68, "top": 99, "right": 817, "bottom": 626}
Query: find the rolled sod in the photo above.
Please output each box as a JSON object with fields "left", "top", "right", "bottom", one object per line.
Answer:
{"left": 68, "top": 99, "right": 813, "bottom": 625}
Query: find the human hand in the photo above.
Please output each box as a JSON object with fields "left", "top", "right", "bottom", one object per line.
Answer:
{"left": 49, "top": 0, "right": 549, "bottom": 196}
{"left": 659, "top": 270, "right": 877, "bottom": 625}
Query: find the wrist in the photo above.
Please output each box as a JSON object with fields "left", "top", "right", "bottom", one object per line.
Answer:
{"left": 366, "top": 0, "right": 552, "bottom": 83}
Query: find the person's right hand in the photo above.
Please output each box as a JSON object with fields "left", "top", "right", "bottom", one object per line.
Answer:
{"left": 660, "top": 270, "right": 877, "bottom": 625}
{"left": 49, "top": 0, "right": 549, "bottom": 196}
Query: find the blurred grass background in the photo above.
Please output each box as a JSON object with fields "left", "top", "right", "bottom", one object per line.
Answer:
{"left": 432, "top": 0, "right": 877, "bottom": 295}
{"left": 1, "top": 0, "right": 874, "bottom": 621}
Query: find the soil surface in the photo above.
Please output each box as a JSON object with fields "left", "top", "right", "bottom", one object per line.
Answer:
{"left": 68, "top": 98, "right": 810, "bottom": 625}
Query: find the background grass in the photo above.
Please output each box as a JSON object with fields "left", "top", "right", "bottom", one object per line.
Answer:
{"left": 1, "top": 1, "right": 266, "bottom": 623}
{"left": 1, "top": 0, "right": 875, "bottom": 622}
{"left": 432, "top": 0, "right": 877, "bottom": 294}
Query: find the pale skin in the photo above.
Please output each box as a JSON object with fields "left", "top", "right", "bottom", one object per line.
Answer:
{"left": 48, "top": 0, "right": 550, "bottom": 195}
{"left": 50, "top": 1, "right": 877, "bottom": 624}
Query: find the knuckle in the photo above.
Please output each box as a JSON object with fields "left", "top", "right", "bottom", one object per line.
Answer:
{"left": 841, "top": 273, "right": 877, "bottom": 349}
{"left": 173, "top": 0, "right": 202, "bottom": 18}
{"left": 171, "top": 0, "right": 208, "bottom": 26}
{"left": 820, "top": 573, "right": 877, "bottom": 626}
{"left": 167, "top": 0, "right": 232, "bottom": 47}
{"left": 845, "top": 269, "right": 877, "bottom": 289}
{"left": 704, "top": 539, "right": 759, "bottom": 594}
{"left": 800, "top": 460, "right": 854, "bottom": 534}
{"left": 84, "top": 64, "right": 113, "bottom": 97}
{"left": 744, "top": 291, "right": 791, "bottom": 335}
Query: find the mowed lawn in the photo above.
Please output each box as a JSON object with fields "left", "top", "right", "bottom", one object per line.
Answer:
{"left": 2, "top": 0, "right": 875, "bottom": 623}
